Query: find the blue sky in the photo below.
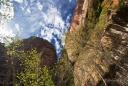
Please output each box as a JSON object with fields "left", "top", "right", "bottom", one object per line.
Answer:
{"left": 0, "top": 0, "right": 77, "bottom": 58}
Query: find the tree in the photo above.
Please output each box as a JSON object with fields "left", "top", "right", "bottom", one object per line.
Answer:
{"left": 16, "top": 48, "right": 55, "bottom": 86}
{"left": 4, "top": 36, "right": 55, "bottom": 86}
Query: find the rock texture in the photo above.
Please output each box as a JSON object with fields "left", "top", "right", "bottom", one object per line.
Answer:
{"left": 58, "top": 0, "right": 128, "bottom": 86}
{"left": 20, "top": 37, "right": 57, "bottom": 67}
{"left": 70, "top": 0, "right": 92, "bottom": 31}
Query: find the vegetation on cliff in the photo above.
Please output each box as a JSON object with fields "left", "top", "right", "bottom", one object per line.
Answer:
{"left": 1, "top": 0, "right": 128, "bottom": 86}
{"left": 57, "top": 0, "right": 128, "bottom": 86}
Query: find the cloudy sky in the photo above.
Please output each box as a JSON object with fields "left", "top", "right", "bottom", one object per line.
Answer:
{"left": 0, "top": 0, "right": 77, "bottom": 58}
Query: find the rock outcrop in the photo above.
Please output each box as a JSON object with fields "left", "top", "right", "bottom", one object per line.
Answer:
{"left": 58, "top": 0, "right": 128, "bottom": 86}
{"left": 0, "top": 37, "right": 57, "bottom": 85}
{"left": 20, "top": 37, "right": 57, "bottom": 67}
{"left": 70, "top": 0, "right": 91, "bottom": 31}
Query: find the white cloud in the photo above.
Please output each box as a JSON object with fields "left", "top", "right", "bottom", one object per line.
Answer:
{"left": 0, "top": 23, "right": 15, "bottom": 37}
{"left": 15, "top": 23, "right": 20, "bottom": 29}
{"left": 66, "top": 14, "right": 72, "bottom": 22}
{"left": 69, "top": 0, "right": 72, "bottom": 2}
{"left": 0, "top": 0, "right": 15, "bottom": 42}
{"left": 15, "top": 23, "right": 22, "bottom": 32}
{"left": 54, "top": 37, "right": 62, "bottom": 56}
{"left": 54, "top": 15, "right": 65, "bottom": 29}
{"left": 40, "top": 28, "right": 53, "bottom": 42}
{"left": 3, "top": 0, "right": 76, "bottom": 57}
{"left": 16, "top": 0, "right": 23, "bottom": 3}
{"left": 0, "top": 1, "right": 14, "bottom": 24}
{"left": 19, "top": 0, "right": 66, "bottom": 40}
{"left": 24, "top": 0, "right": 28, "bottom": 6}
{"left": 36, "top": 1, "right": 43, "bottom": 10}
{"left": 26, "top": 8, "right": 31, "bottom": 14}
{"left": 10, "top": 0, "right": 23, "bottom": 3}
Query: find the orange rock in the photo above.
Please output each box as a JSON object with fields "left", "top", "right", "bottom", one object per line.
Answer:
{"left": 70, "top": 0, "right": 91, "bottom": 32}
{"left": 112, "top": 0, "right": 119, "bottom": 8}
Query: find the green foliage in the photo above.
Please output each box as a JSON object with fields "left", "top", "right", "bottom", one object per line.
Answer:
{"left": 86, "top": 0, "right": 103, "bottom": 30}
{"left": 94, "top": 0, "right": 103, "bottom": 17}
{"left": 16, "top": 49, "right": 55, "bottom": 86}
{"left": 101, "top": 7, "right": 107, "bottom": 14}
{"left": 5, "top": 37, "right": 55, "bottom": 86}
{"left": 55, "top": 49, "right": 74, "bottom": 86}
{"left": 86, "top": 8, "right": 96, "bottom": 29}
{"left": 119, "top": 0, "right": 125, "bottom": 6}
{"left": 30, "top": 36, "right": 37, "bottom": 39}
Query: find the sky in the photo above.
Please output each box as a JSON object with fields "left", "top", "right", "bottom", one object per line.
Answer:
{"left": 0, "top": 0, "right": 77, "bottom": 58}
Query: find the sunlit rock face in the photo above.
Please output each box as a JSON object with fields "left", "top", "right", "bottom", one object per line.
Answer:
{"left": 58, "top": 0, "right": 128, "bottom": 86}
{"left": 70, "top": 0, "right": 91, "bottom": 31}
{"left": 65, "top": 0, "right": 92, "bottom": 62}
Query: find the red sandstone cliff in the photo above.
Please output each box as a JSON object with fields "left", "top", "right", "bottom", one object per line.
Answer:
{"left": 70, "top": 0, "right": 92, "bottom": 31}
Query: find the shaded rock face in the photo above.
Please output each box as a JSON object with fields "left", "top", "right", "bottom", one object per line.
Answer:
{"left": 0, "top": 43, "right": 8, "bottom": 86}
{"left": 59, "top": 0, "right": 128, "bottom": 86}
{"left": 74, "top": 4, "right": 128, "bottom": 86}
{"left": 20, "top": 37, "right": 57, "bottom": 67}
{"left": 98, "top": 6, "right": 128, "bottom": 86}
{"left": 0, "top": 43, "right": 6, "bottom": 58}
{"left": 112, "top": 6, "right": 128, "bottom": 27}
{"left": 0, "top": 37, "right": 57, "bottom": 86}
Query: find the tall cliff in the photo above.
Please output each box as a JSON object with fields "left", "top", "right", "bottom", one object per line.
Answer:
{"left": 57, "top": 0, "right": 128, "bottom": 86}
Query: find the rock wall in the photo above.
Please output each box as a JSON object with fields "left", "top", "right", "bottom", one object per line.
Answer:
{"left": 70, "top": 0, "right": 92, "bottom": 31}
{"left": 59, "top": 0, "right": 128, "bottom": 86}
{"left": 20, "top": 37, "right": 57, "bottom": 67}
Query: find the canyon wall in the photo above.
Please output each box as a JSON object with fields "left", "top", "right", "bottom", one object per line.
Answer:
{"left": 57, "top": 0, "right": 128, "bottom": 86}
